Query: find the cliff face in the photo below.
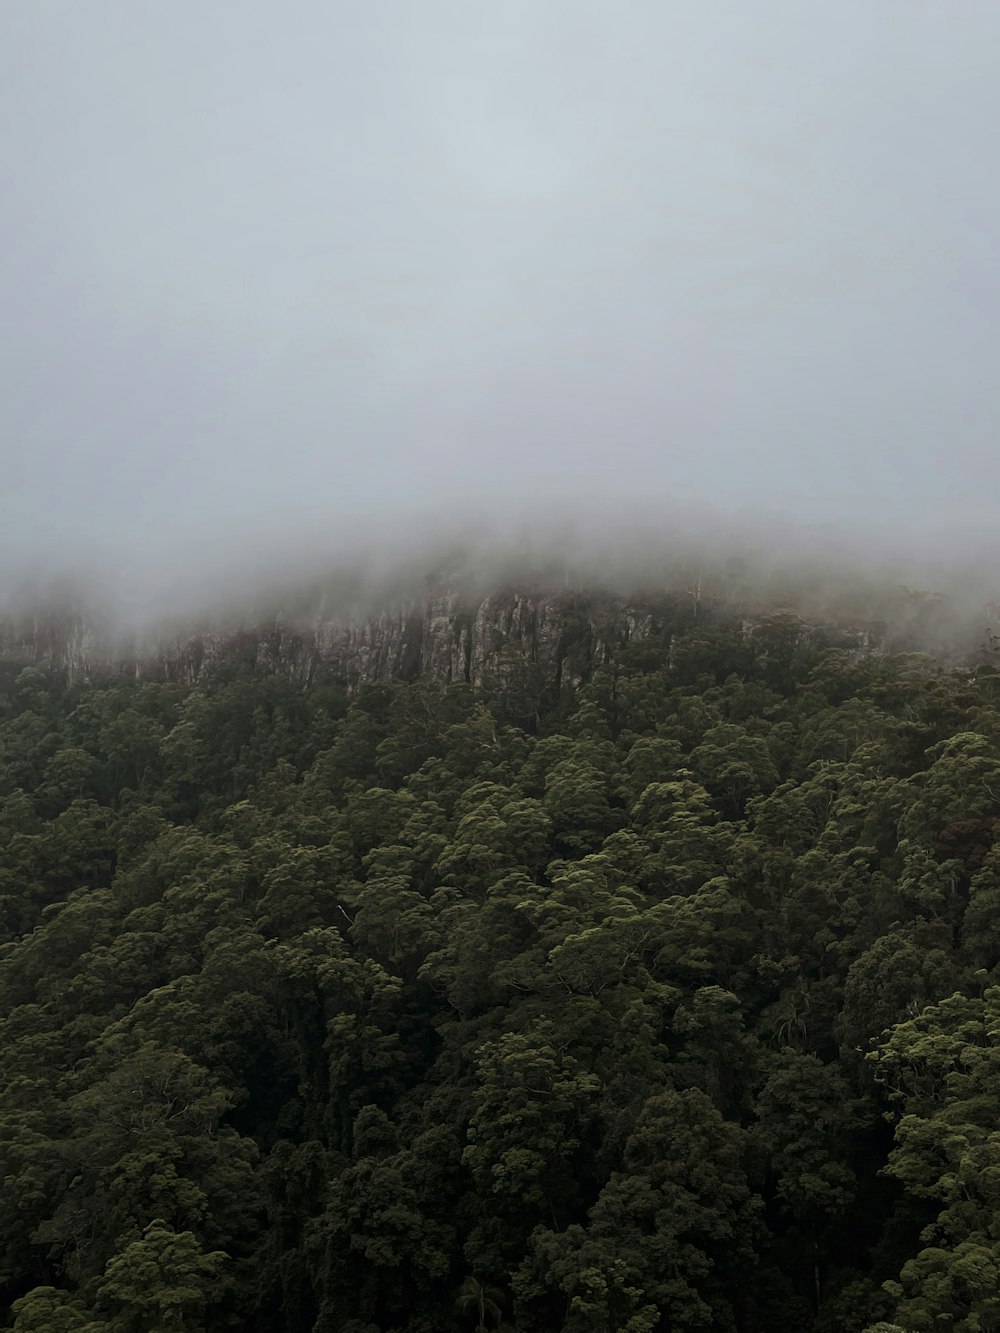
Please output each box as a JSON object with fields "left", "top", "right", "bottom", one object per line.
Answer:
{"left": 0, "top": 581, "right": 895, "bottom": 692}
{"left": 0, "top": 601, "right": 115, "bottom": 684}
{"left": 119, "top": 588, "right": 668, "bottom": 691}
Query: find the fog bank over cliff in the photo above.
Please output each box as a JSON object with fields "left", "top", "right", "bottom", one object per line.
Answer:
{"left": 4, "top": 499, "right": 999, "bottom": 652}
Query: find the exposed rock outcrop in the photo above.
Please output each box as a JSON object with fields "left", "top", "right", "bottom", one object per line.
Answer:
{"left": 0, "top": 576, "right": 895, "bottom": 693}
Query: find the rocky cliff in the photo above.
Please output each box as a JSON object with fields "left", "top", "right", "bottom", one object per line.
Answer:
{"left": 0, "top": 575, "right": 908, "bottom": 694}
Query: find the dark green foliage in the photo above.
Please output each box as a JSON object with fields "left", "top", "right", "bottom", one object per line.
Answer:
{"left": 1, "top": 627, "right": 999, "bottom": 1330}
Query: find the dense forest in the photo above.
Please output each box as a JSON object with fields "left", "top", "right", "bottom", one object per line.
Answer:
{"left": 2, "top": 601, "right": 1000, "bottom": 1332}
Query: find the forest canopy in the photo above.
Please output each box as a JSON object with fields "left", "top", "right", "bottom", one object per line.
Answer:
{"left": 2, "top": 610, "right": 1000, "bottom": 1332}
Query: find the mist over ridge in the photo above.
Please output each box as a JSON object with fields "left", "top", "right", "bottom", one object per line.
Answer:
{"left": 5, "top": 496, "right": 1000, "bottom": 676}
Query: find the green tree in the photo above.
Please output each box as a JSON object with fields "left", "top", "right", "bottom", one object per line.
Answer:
{"left": 518, "top": 1089, "right": 759, "bottom": 1332}
{"left": 456, "top": 1274, "right": 505, "bottom": 1331}
{"left": 870, "top": 988, "right": 1000, "bottom": 1331}
{"left": 95, "top": 1220, "right": 228, "bottom": 1332}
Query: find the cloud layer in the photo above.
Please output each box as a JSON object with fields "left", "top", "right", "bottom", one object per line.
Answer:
{"left": 3, "top": 1, "right": 999, "bottom": 607}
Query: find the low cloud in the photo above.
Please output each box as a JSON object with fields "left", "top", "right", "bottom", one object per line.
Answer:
{"left": 2, "top": 2, "right": 998, "bottom": 626}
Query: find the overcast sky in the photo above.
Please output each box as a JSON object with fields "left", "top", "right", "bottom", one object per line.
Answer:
{"left": 2, "top": 1, "right": 999, "bottom": 601}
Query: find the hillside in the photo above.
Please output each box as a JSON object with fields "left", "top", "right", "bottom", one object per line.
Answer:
{"left": 2, "top": 570, "right": 1000, "bottom": 1330}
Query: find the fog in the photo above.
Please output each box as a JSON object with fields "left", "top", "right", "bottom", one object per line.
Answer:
{"left": 3, "top": 2, "right": 1000, "bottom": 616}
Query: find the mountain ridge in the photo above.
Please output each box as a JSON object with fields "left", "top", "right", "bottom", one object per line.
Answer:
{"left": 2, "top": 573, "right": 984, "bottom": 692}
